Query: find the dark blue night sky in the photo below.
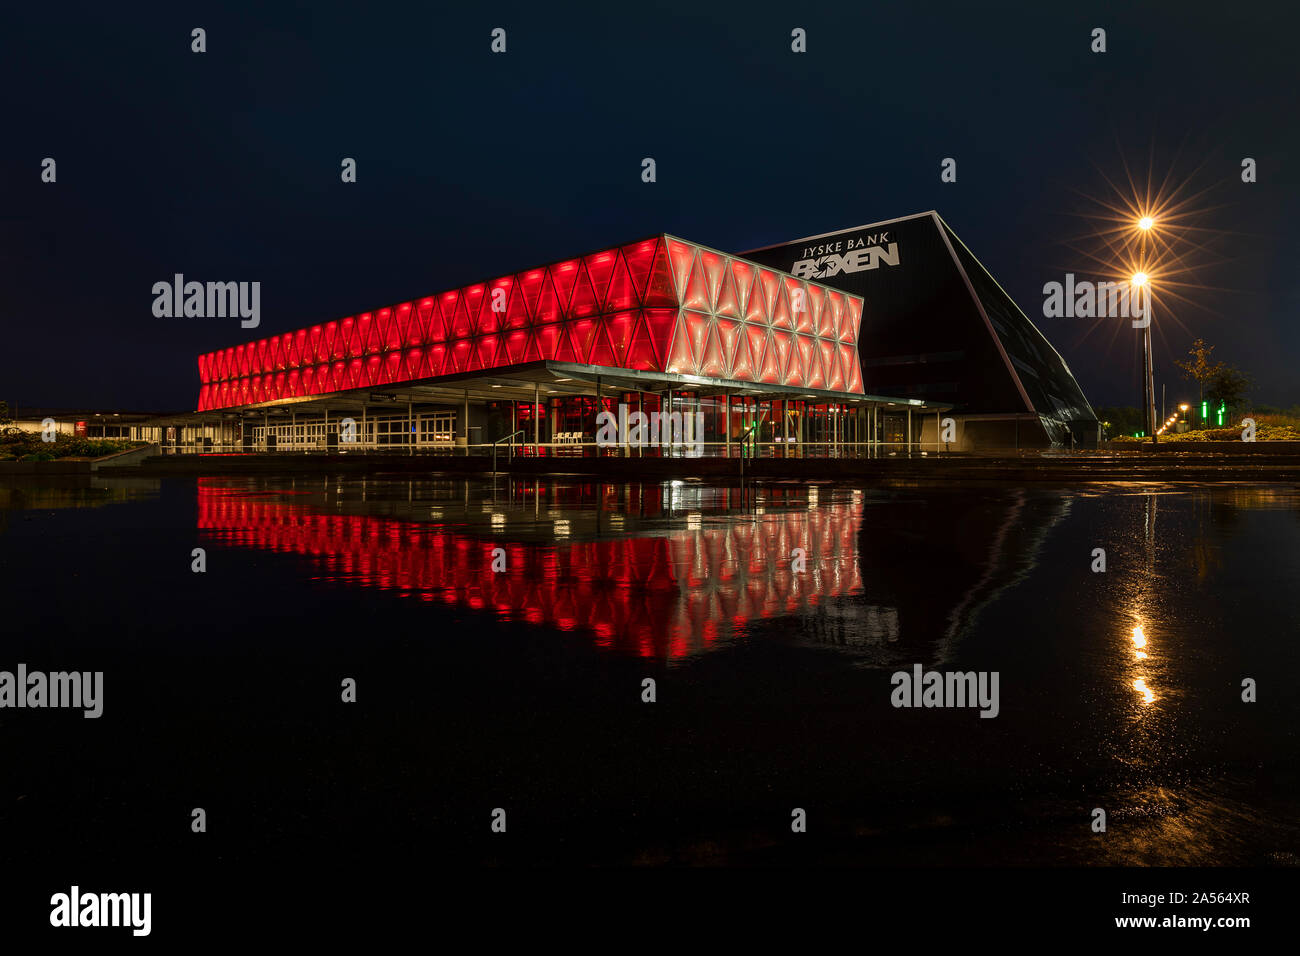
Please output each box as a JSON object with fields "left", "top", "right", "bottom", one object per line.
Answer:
{"left": 4, "top": 1, "right": 1296, "bottom": 410}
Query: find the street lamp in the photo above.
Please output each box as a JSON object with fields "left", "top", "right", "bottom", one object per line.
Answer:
{"left": 1134, "top": 214, "right": 1157, "bottom": 447}
{"left": 1131, "top": 270, "right": 1157, "bottom": 445}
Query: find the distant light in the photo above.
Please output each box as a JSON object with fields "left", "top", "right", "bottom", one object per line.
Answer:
{"left": 1138, "top": 216, "right": 1155, "bottom": 231}
{"left": 1131, "top": 272, "right": 1149, "bottom": 287}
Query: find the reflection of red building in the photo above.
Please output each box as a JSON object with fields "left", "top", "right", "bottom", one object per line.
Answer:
{"left": 196, "top": 485, "right": 863, "bottom": 659}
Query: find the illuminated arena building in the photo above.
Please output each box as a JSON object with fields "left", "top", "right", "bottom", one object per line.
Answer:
{"left": 155, "top": 217, "right": 1097, "bottom": 455}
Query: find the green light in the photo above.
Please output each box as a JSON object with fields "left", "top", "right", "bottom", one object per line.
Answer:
{"left": 1201, "top": 401, "right": 1208, "bottom": 423}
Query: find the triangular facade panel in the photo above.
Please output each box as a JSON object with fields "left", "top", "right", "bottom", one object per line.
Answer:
{"left": 715, "top": 317, "right": 742, "bottom": 378}
{"left": 587, "top": 321, "right": 617, "bottom": 367}
{"left": 626, "top": 311, "right": 662, "bottom": 370}
{"left": 664, "top": 313, "right": 697, "bottom": 374}
{"left": 604, "top": 312, "right": 638, "bottom": 368}
{"left": 604, "top": 254, "right": 638, "bottom": 312}
{"left": 724, "top": 324, "right": 751, "bottom": 380}
{"left": 568, "top": 263, "right": 602, "bottom": 319}
{"left": 666, "top": 239, "right": 696, "bottom": 300}
{"left": 756, "top": 331, "right": 781, "bottom": 383}
{"left": 548, "top": 261, "right": 581, "bottom": 314}
{"left": 699, "top": 322, "right": 726, "bottom": 378}
{"left": 682, "top": 254, "right": 711, "bottom": 312}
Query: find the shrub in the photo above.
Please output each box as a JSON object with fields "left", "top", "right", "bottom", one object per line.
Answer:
{"left": 0, "top": 430, "right": 144, "bottom": 460}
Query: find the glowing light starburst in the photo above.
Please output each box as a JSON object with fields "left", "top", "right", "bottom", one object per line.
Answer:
{"left": 1055, "top": 143, "right": 1238, "bottom": 356}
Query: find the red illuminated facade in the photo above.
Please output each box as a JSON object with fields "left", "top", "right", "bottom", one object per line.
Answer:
{"left": 196, "top": 235, "right": 865, "bottom": 411}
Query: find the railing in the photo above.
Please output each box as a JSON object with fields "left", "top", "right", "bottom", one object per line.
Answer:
{"left": 738, "top": 424, "right": 757, "bottom": 481}
{"left": 157, "top": 439, "right": 948, "bottom": 458}
{"left": 492, "top": 430, "right": 526, "bottom": 474}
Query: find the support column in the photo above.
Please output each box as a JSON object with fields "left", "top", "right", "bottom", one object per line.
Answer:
{"left": 533, "top": 382, "right": 540, "bottom": 456}
{"left": 725, "top": 393, "right": 731, "bottom": 458}
{"left": 407, "top": 401, "right": 413, "bottom": 456}
{"left": 782, "top": 399, "right": 789, "bottom": 457}
{"left": 665, "top": 392, "right": 676, "bottom": 460}
{"left": 361, "top": 405, "right": 366, "bottom": 451}
{"left": 549, "top": 395, "right": 558, "bottom": 452}
{"left": 291, "top": 410, "right": 296, "bottom": 453}
{"left": 907, "top": 408, "right": 912, "bottom": 457}
{"left": 464, "top": 389, "right": 470, "bottom": 457}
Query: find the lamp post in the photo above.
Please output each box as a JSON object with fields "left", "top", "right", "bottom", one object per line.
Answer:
{"left": 1135, "top": 214, "right": 1157, "bottom": 446}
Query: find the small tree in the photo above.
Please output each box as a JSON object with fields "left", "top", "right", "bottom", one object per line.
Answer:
{"left": 0, "top": 401, "right": 10, "bottom": 426}
{"left": 1205, "top": 365, "right": 1250, "bottom": 410}
{"left": 1174, "top": 339, "right": 1226, "bottom": 404}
